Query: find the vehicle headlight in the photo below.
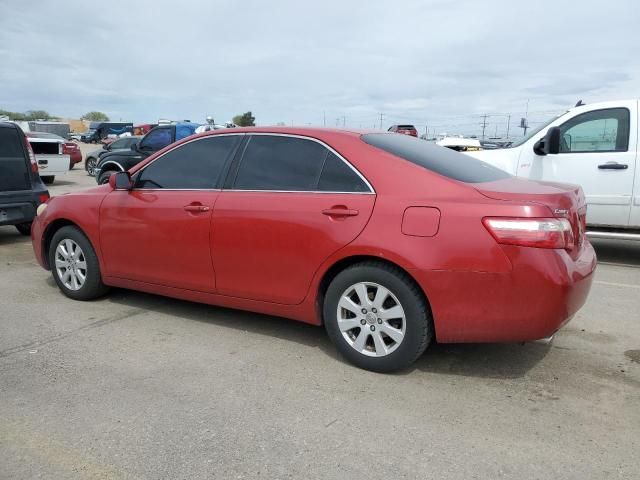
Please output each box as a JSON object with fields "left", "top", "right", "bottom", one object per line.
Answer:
{"left": 36, "top": 203, "right": 48, "bottom": 216}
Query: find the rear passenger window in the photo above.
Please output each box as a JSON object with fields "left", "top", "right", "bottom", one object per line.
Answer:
{"left": 234, "top": 135, "right": 326, "bottom": 191}
{"left": 136, "top": 135, "right": 240, "bottom": 189}
{"left": 318, "top": 152, "right": 369, "bottom": 192}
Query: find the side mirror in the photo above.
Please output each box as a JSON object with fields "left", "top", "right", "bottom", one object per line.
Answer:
{"left": 108, "top": 171, "right": 132, "bottom": 190}
{"left": 533, "top": 127, "right": 561, "bottom": 155}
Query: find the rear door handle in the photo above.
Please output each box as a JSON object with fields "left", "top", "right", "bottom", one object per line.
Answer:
{"left": 598, "top": 162, "right": 628, "bottom": 170}
{"left": 184, "top": 204, "right": 210, "bottom": 213}
{"left": 322, "top": 207, "right": 359, "bottom": 217}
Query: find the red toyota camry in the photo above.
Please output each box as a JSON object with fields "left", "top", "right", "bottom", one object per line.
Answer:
{"left": 31, "top": 127, "right": 596, "bottom": 372}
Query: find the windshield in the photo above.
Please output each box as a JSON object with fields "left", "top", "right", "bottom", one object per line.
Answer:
{"left": 508, "top": 113, "right": 563, "bottom": 148}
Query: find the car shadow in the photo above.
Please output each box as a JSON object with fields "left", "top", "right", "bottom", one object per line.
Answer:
{"left": 0, "top": 227, "right": 30, "bottom": 246}
{"left": 103, "top": 288, "right": 550, "bottom": 379}
{"left": 591, "top": 238, "right": 640, "bottom": 267}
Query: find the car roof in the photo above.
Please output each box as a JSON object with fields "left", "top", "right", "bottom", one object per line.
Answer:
{"left": 198, "top": 126, "right": 374, "bottom": 139}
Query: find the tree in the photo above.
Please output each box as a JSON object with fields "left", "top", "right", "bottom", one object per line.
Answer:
{"left": 81, "top": 111, "right": 110, "bottom": 122}
{"left": 232, "top": 111, "right": 256, "bottom": 127}
{"left": 0, "top": 109, "right": 55, "bottom": 121}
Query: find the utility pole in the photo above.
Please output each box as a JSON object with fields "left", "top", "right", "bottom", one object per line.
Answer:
{"left": 480, "top": 114, "right": 488, "bottom": 141}
{"left": 379, "top": 113, "right": 384, "bottom": 130}
{"left": 343, "top": 116, "right": 346, "bottom": 127}
{"left": 323, "top": 111, "right": 326, "bottom": 127}
{"left": 506, "top": 114, "right": 511, "bottom": 139}
{"left": 425, "top": 124, "right": 428, "bottom": 139}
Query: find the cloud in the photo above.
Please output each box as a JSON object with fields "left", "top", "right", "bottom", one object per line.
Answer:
{"left": 0, "top": 0, "right": 638, "bottom": 136}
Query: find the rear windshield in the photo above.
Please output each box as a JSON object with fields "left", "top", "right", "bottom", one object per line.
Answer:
{"left": 362, "top": 133, "right": 511, "bottom": 183}
{"left": 397, "top": 125, "right": 415, "bottom": 129}
{"left": 0, "top": 126, "right": 30, "bottom": 191}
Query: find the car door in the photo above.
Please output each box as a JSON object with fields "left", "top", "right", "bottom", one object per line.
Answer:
{"left": 531, "top": 104, "right": 637, "bottom": 226}
{"left": 212, "top": 133, "right": 376, "bottom": 305}
{"left": 100, "top": 134, "right": 242, "bottom": 292}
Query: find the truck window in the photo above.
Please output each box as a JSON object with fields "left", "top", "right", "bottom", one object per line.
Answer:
{"left": 558, "top": 108, "right": 630, "bottom": 153}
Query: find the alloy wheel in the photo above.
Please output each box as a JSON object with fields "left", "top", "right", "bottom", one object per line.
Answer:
{"left": 336, "top": 282, "right": 406, "bottom": 357}
{"left": 55, "top": 239, "right": 87, "bottom": 291}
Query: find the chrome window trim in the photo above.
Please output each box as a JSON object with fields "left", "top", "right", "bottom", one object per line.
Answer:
{"left": 131, "top": 131, "right": 376, "bottom": 195}
{"left": 230, "top": 132, "right": 375, "bottom": 194}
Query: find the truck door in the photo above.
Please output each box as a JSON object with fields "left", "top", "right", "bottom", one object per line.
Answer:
{"left": 531, "top": 102, "right": 637, "bottom": 227}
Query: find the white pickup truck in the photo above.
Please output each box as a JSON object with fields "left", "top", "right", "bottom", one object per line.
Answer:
{"left": 24, "top": 131, "right": 69, "bottom": 185}
{"left": 469, "top": 100, "right": 640, "bottom": 240}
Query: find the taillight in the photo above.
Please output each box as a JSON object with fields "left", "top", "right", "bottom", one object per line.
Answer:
{"left": 483, "top": 217, "right": 575, "bottom": 250}
{"left": 38, "top": 193, "right": 50, "bottom": 204}
{"left": 63, "top": 142, "right": 77, "bottom": 154}
{"left": 24, "top": 136, "right": 38, "bottom": 173}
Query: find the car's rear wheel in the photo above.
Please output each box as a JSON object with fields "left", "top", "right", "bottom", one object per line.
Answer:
{"left": 41, "top": 176, "right": 55, "bottom": 185}
{"left": 324, "top": 261, "right": 432, "bottom": 372}
{"left": 48, "top": 226, "right": 109, "bottom": 300}
{"left": 15, "top": 222, "right": 32, "bottom": 236}
{"left": 86, "top": 157, "right": 97, "bottom": 176}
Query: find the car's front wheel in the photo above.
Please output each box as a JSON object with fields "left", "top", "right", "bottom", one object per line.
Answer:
{"left": 97, "top": 170, "right": 115, "bottom": 185}
{"left": 324, "top": 262, "right": 432, "bottom": 372}
{"left": 86, "top": 157, "right": 97, "bottom": 176}
{"left": 48, "top": 226, "right": 109, "bottom": 300}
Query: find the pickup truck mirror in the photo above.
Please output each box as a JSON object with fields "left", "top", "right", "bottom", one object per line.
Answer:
{"left": 109, "top": 171, "right": 133, "bottom": 190}
{"left": 533, "top": 126, "right": 561, "bottom": 155}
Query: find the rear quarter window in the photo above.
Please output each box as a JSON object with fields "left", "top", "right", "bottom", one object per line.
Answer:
{"left": 362, "top": 133, "right": 511, "bottom": 183}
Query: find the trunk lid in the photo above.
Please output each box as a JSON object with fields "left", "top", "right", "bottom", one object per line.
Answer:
{"left": 475, "top": 177, "right": 587, "bottom": 253}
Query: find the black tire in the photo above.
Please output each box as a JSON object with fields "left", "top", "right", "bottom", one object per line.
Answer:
{"left": 48, "top": 226, "right": 109, "bottom": 300}
{"left": 15, "top": 222, "right": 32, "bottom": 236}
{"left": 41, "top": 176, "right": 55, "bottom": 185}
{"left": 85, "top": 157, "right": 97, "bottom": 176}
{"left": 324, "top": 261, "right": 432, "bottom": 373}
{"left": 97, "top": 170, "right": 114, "bottom": 185}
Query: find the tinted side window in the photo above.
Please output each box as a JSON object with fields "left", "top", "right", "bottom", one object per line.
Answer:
{"left": 139, "top": 128, "right": 172, "bottom": 151}
{"left": 362, "top": 133, "right": 511, "bottom": 183}
{"left": 136, "top": 135, "right": 240, "bottom": 189}
{"left": 110, "top": 138, "right": 128, "bottom": 149}
{"left": 318, "top": 152, "right": 369, "bottom": 192}
{"left": 234, "top": 136, "right": 326, "bottom": 191}
{"left": 558, "top": 108, "right": 630, "bottom": 153}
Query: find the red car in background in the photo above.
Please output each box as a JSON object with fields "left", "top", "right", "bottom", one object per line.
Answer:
{"left": 30, "top": 127, "right": 595, "bottom": 372}
{"left": 63, "top": 141, "right": 81, "bottom": 168}
{"left": 388, "top": 124, "right": 418, "bottom": 137}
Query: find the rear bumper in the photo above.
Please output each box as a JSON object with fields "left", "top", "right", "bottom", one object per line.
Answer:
{"left": 412, "top": 241, "right": 596, "bottom": 343}
{"left": 0, "top": 201, "right": 36, "bottom": 226}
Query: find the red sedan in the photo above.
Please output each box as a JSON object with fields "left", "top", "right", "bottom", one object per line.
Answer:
{"left": 63, "top": 141, "right": 82, "bottom": 168}
{"left": 30, "top": 127, "right": 596, "bottom": 372}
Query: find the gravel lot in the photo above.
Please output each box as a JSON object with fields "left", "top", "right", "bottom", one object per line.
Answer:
{"left": 1, "top": 147, "right": 639, "bottom": 479}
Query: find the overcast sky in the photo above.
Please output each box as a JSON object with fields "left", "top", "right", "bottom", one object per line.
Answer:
{"left": 0, "top": 0, "right": 638, "bottom": 136}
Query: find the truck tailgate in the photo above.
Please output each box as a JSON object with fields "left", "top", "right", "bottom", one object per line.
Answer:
{"left": 36, "top": 154, "right": 69, "bottom": 176}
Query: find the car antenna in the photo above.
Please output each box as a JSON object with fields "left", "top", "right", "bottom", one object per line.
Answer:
{"left": 575, "top": 99, "right": 585, "bottom": 107}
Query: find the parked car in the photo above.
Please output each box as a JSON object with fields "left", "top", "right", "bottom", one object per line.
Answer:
{"left": 31, "top": 127, "right": 595, "bottom": 372}
{"left": 388, "top": 125, "right": 418, "bottom": 137}
{"left": 0, "top": 122, "right": 49, "bottom": 235}
{"left": 24, "top": 131, "right": 70, "bottom": 184}
{"left": 81, "top": 122, "right": 133, "bottom": 143}
{"left": 85, "top": 136, "right": 141, "bottom": 176}
{"left": 94, "top": 122, "right": 199, "bottom": 184}
{"left": 467, "top": 99, "right": 640, "bottom": 239}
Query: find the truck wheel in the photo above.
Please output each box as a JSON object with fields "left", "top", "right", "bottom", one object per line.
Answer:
{"left": 48, "top": 226, "right": 109, "bottom": 300}
{"left": 15, "top": 222, "right": 32, "bottom": 236}
{"left": 41, "top": 176, "right": 55, "bottom": 185}
{"left": 324, "top": 261, "right": 433, "bottom": 373}
{"left": 97, "top": 171, "right": 115, "bottom": 185}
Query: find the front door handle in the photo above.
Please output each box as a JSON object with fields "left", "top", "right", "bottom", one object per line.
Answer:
{"left": 322, "top": 207, "right": 359, "bottom": 217}
{"left": 598, "top": 162, "right": 628, "bottom": 170}
{"left": 184, "top": 203, "right": 210, "bottom": 213}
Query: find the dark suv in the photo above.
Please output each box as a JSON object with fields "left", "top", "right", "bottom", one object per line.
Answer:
{"left": 95, "top": 122, "right": 199, "bottom": 184}
{"left": 0, "top": 122, "right": 50, "bottom": 235}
